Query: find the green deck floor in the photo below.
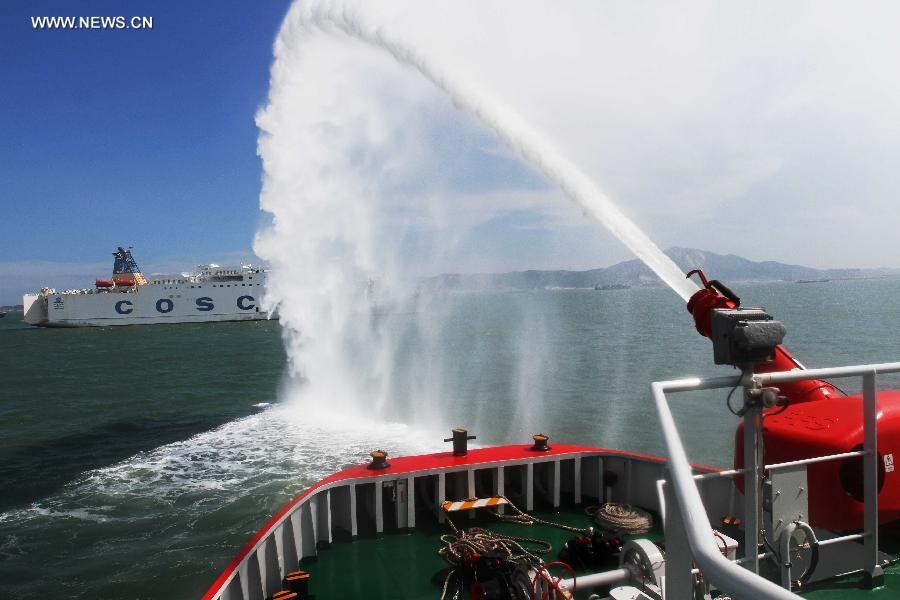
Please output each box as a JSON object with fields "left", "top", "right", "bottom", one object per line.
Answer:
{"left": 802, "top": 527, "right": 900, "bottom": 600}
{"left": 294, "top": 505, "right": 899, "bottom": 600}
{"left": 300, "top": 506, "right": 602, "bottom": 599}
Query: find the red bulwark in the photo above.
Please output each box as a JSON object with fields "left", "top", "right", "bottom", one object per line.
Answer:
{"left": 337, "top": 443, "right": 603, "bottom": 477}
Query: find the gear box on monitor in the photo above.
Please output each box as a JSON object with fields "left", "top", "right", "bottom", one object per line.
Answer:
{"left": 710, "top": 308, "right": 785, "bottom": 366}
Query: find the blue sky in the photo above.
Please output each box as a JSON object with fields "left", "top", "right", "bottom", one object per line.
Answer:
{"left": 0, "top": 1, "right": 291, "bottom": 302}
{"left": 4, "top": 2, "right": 900, "bottom": 304}
{"left": 0, "top": 0, "right": 559, "bottom": 304}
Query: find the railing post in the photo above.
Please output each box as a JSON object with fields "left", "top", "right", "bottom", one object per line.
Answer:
{"left": 663, "top": 481, "right": 695, "bottom": 598}
{"left": 863, "top": 370, "right": 884, "bottom": 587}
{"left": 652, "top": 380, "right": 801, "bottom": 600}
{"left": 743, "top": 393, "right": 763, "bottom": 573}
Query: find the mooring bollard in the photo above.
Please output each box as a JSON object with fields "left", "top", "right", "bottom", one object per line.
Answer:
{"left": 444, "top": 428, "right": 476, "bottom": 456}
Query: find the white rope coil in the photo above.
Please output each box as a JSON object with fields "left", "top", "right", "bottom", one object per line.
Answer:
{"left": 587, "top": 502, "right": 653, "bottom": 535}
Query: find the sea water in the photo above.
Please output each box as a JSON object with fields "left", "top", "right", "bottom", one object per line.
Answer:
{"left": 1, "top": 279, "right": 899, "bottom": 598}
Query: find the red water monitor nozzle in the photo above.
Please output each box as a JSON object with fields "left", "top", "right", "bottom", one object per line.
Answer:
{"left": 685, "top": 268, "right": 826, "bottom": 393}
{"left": 686, "top": 269, "right": 784, "bottom": 368}
{"left": 686, "top": 269, "right": 741, "bottom": 338}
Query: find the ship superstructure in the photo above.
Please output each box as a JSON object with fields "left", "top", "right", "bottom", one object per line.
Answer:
{"left": 23, "top": 247, "right": 270, "bottom": 327}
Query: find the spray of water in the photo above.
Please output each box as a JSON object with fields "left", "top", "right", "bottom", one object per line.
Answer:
{"left": 277, "top": 1, "right": 697, "bottom": 301}
{"left": 255, "top": 1, "right": 698, "bottom": 426}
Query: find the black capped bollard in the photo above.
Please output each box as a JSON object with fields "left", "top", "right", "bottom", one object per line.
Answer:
{"left": 367, "top": 449, "right": 390, "bottom": 470}
{"left": 530, "top": 433, "right": 551, "bottom": 451}
{"left": 444, "top": 428, "right": 476, "bottom": 456}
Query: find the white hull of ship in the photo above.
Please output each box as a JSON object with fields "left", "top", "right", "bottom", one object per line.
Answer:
{"left": 23, "top": 288, "right": 271, "bottom": 327}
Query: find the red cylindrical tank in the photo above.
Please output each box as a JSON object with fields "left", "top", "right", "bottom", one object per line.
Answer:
{"left": 95, "top": 279, "right": 114, "bottom": 288}
{"left": 738, "top": 391, "right": 900, "bottom": 528}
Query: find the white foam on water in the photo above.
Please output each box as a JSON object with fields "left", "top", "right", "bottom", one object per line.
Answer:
{"left": 27, "top": 507, "right": 114, "bottom": 523}
{"left": 0, "top": 402, "right": 440, "bottom": 526}
{"left": 0, "top": 400, "right": 445, "bottom": 600}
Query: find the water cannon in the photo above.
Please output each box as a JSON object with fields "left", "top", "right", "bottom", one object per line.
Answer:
{"left": 686, "top": 268, "right": 835, "bottom": 404}
{"left": 685, "top": 267, "right": 786, "bottom": 369}
{"left": 685, "top": 269, "right": 827, "bottom": 398}
{"left": 683, "top": 269, "right": 900, "bottom": 530}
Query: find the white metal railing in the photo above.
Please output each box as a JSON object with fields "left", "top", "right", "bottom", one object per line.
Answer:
{"left": 652, "top": 360, "right": 900, "bottom": 599}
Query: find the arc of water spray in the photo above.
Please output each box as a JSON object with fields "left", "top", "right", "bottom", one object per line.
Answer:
{"left": 285, "top": 1, "right": 699, "bottom": 301}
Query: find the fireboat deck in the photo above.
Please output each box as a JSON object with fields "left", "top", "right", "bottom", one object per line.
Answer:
{"left": 203, "top": 441, "right": 900, "bottom": 600}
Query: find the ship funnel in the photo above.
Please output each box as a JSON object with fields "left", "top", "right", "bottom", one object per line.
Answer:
{"left": 112, "top": 247, "right": 148, "bottom": 286}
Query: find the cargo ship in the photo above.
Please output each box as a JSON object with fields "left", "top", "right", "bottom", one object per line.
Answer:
{"left": 23, "top": 247, "right": 270, "bottom": 327}
{"left": 203, "top": 270, "right": 899, "bottom": 600}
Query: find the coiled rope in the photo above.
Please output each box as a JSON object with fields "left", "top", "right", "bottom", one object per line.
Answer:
{"left": 586, "top": 502, "right": 653, "bottom": 535}
{"left": 438, "top": 527, "right": 553, "bottom": 566}
{"left": 438, "top": 496, "right": 591, "bottom": 600}
{"left": 438, "top": 528, "right": 549, "bottom": 600}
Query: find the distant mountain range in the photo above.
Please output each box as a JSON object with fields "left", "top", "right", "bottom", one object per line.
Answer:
{"left": 425, "top": 247, "right": 900, "bottom": 291}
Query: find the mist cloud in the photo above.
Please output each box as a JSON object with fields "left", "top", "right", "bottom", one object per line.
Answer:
{"left": 271, "top": 1, "right": 900, "bottom": 270}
